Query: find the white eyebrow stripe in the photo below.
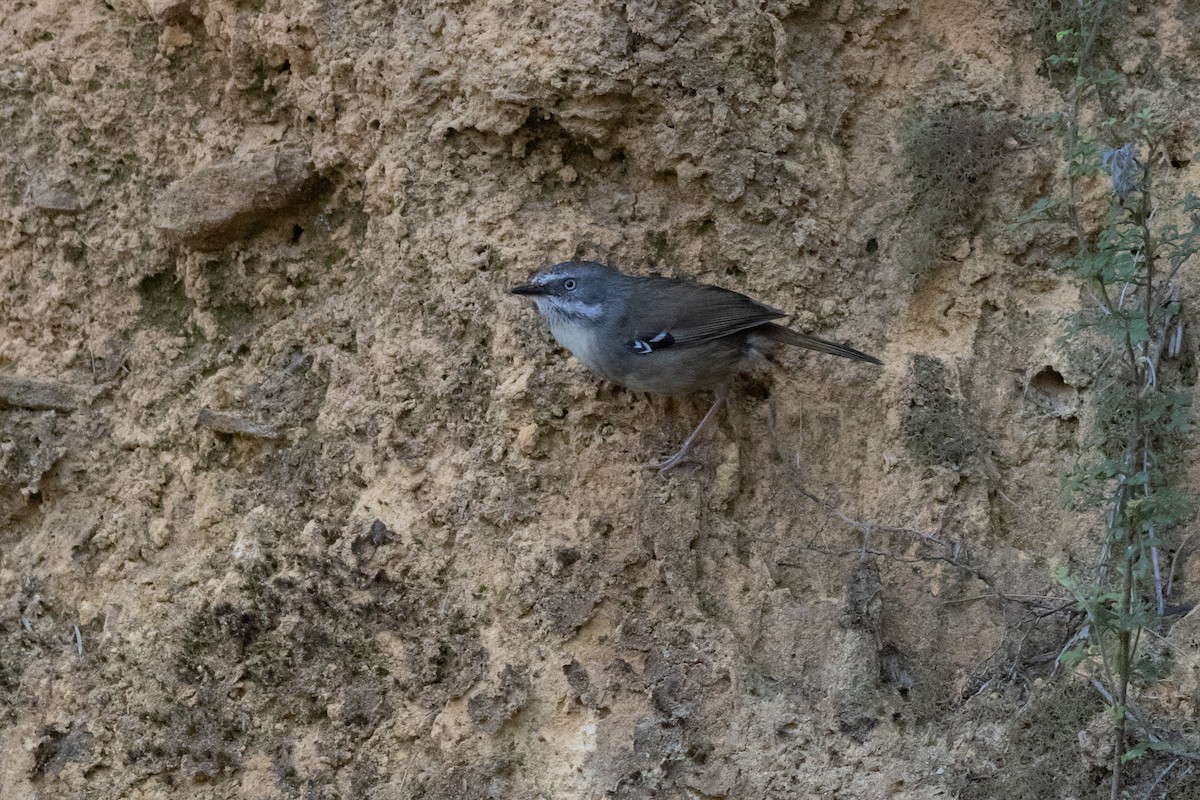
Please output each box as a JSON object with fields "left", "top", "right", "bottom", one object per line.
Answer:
{"left": 532, "top": 272, "right": 563, "bottom": 286}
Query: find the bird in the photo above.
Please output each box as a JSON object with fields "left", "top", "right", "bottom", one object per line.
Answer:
{"left": 511, "top": 261, "right": 882, "bottom": 472}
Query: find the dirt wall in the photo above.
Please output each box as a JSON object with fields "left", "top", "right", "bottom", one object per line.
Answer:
{"left": 2, "top": 1, "right": 1199, "bottom": 798}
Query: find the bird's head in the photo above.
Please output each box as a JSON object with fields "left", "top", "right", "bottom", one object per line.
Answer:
{"left": 510, "top": 261, "right": 622, "bottom": 324}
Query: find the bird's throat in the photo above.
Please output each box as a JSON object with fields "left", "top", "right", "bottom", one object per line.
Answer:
{"left": 542, "top": 309, "right": 605, "bottom": 376}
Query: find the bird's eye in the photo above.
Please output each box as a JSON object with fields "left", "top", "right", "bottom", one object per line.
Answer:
{"left": 563, "top": 279, "right": 577, "bottom": 291}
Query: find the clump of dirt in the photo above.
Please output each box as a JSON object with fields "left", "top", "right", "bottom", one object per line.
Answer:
{"left": 900, "top": 105, "right": 1013, "bottom": 273}
{"left": 901, "top": 354, "right": 982, "bottom": 469}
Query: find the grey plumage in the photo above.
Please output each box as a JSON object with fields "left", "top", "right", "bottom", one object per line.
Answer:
{"left": 511, "top": 260, "right": 881, "bottom": 470}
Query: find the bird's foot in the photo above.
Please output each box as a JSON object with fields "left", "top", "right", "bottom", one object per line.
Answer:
{"left": 641, "top": 391, "right": 727, "bottom": 475}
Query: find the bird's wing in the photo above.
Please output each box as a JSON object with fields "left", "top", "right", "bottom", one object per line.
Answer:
{"left": 621, "top": 278, "right": 785, "bottom": 353}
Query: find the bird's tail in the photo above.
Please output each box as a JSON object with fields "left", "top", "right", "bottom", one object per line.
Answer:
{"left": 760, "top": 323, "right": 882, "bottom": 365}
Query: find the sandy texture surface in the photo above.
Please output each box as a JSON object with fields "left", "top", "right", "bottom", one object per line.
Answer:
{"left": 2, "top": 1, "right": 1199, "bottom": 797}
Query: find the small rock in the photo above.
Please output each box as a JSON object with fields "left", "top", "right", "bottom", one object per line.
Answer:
{"left": 563, "top": 659, "right": 590, "bottom": 696}
{"left": 467, "top": 665, "right": 530, "bottom": 735}
{"left": 161, "top": 25, "right": 193, "bottom": 50}
{"left": 0, "top": 376, "right": 82, "bottom": 412}
{"left": 146, "top": 0, "right": 194, "bottom": 25}
{"left": 30, "top": 179, "right": 81, "bottom": 215}
{"left": 34, "top": 726, "right": 96, "bottom": 777}
{"left": 515, "top": 422, "right": 540, "bottom": 457}
{"left": 369, "top": 519, "right": 392, "bottom": 546}
{"left": 950, "top": 238, "right": 971, "bottom": 262}
{"left": 198, "top": 408, "right": 283, "bottom": 439}
{"left": 152, "top": 147, "right": 323, "bottom": 249}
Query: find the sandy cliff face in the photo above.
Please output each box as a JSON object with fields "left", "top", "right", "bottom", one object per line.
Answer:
{"left": 1, "top": 1, "right": 1198, "bottom": 797}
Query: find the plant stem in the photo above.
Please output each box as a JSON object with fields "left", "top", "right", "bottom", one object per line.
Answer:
{"left": 1112, "top": 518, "right": 1135, "bottom": 800}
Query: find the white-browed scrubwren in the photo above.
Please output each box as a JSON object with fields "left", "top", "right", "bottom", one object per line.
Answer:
{"left": 512, "top": 261, "right": 882, "bottom": 472}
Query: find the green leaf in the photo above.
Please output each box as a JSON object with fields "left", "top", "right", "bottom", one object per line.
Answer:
{"left": 1013, "top": 197, "right": 1059, "bottom": 227}
{"left": 1121, "top": 739, "right": 1189, "bottom": 764}
{"left": 1136, "top": 652, "right": 1172, "bottom": 682}
{"left": 1058, "top": 641, "right": 1089, "bottom": 667}
{"left": 1168, "top": 400, "right": 1191, "bottom": 433}
{"left": 1124, "top": 471, "right": 1148, "bottom": 487}
{"left": 1054, "top": 567, "right": 1077, "bottom": 592}
{"left": 1121, "top": 742, "right": 1150, "bottom": 763}
{"left": 1127, "top": 317, "right": 1150, "bottom": 345}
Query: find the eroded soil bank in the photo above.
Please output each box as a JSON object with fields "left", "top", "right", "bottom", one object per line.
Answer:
{"left": 3, "top": 1, "right": 1200, "bottom": 798}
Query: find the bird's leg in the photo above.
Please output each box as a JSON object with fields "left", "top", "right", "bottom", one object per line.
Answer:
{"left": 645, "top": 389, "right": 727, "bottom": 474}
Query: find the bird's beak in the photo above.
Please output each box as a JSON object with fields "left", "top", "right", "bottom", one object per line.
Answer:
{"left": 510, "top": 283, "right": 545, "bottom": 296}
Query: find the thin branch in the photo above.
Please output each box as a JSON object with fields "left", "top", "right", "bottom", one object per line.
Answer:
{"left": 1137, "top": 758, "right": 1178, "bottom": 800}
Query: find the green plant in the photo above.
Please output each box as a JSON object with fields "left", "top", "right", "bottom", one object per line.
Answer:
{"left": 1025, "top": 2, "right": 1199, "bottom": 796}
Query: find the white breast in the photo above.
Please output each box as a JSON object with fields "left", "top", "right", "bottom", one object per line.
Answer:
{"left": 533, "top": 298, "right": 610, "bottom": 379}
{"left": 546, "top": 315, "right": 606, "bottom": 377}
